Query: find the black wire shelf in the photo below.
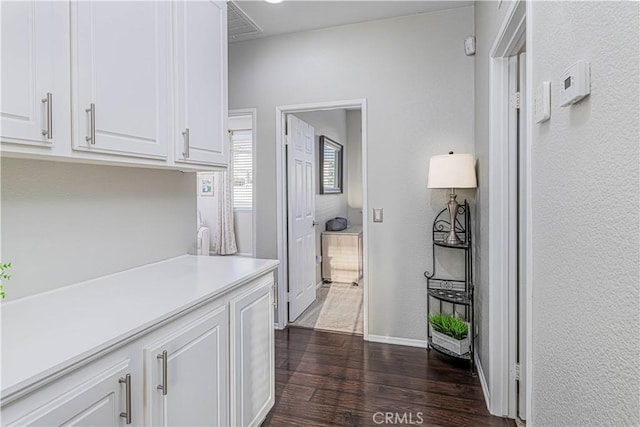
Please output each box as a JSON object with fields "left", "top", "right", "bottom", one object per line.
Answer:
{"left": 428, "top": 340, "right": 472, "bottom": 360}
{"left": 428, "top": 289, "right": 471, "bottom": 305}
{"left": 425, "top": 200, "right": 475, "bottom": 374}
{"left": 433, "top": 240, "right": 469, "bottom": 249}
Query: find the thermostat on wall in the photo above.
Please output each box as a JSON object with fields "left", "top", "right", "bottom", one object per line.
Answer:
{"left": 559, "top": 60, "right": 590, "bottom": 107}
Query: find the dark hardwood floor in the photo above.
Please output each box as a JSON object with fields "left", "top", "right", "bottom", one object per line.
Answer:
{"left": 262, "top": 327, "right": 515, "bottom": 427}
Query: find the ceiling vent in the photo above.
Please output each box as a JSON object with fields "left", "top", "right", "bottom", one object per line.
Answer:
{"left": 228, "top": 1, "right": 262, "bottom": 41}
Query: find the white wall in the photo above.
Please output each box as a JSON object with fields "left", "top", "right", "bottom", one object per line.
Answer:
{"left": 473, "top": 0, "right": 513, "bottom": 397}
{"left": 346, "top": 110, "right": 363, "bottom": 225}
{"left": 529, "top": 2, "right": 639, "bottom": 425}
{"left": 229, "top": 6, "right": 475, "bottom": 341}
{"left": 295, "top": 109, "right": 348, "bottom": 284}
{"left": 1, "top": 158, "right": 195, "bottom": 301}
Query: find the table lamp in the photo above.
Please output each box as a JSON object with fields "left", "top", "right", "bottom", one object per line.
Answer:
{"left": 427, "top": 152, "right": 477, "bottom": 245}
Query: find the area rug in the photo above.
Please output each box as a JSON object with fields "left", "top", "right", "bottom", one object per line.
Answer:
{"left": 292, "top": 282, "right": 363, "bottom": 335}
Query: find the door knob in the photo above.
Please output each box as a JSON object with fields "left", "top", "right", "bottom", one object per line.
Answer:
{"left": 312, "top": 221, "right": 320, "bottom": 227}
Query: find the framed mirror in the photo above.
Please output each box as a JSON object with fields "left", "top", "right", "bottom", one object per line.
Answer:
{"left": 319, "top": 135, "right": 343, "bottom": 194}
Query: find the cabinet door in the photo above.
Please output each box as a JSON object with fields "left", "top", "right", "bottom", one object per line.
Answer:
{"left": 1, "top": 1, "right": 69, "bottom": 148}
{"left": 6, "top": 361, "right": 131, "bottom": 427}
{"left": 229, "top": 276, "right": 275, "bottom": 427}
{"left": 174, "top": 0, "right": 228, "bottom": 166}
{"left": 145, "top": 305, "right": 229, "bottom": 427}
{"left": 71, "top": 1, "right": 170, "bottom": 159}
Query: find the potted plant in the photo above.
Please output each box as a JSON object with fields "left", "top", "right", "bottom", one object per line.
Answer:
{"left": 428, "top": 312, "right": 469, "bottom": 355}
{"left": 1, "top": 262, "right": 12, "bottom": 300}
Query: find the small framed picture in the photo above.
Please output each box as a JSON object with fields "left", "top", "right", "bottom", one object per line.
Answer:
{"left": 199, "top": 175, "right": 214, "bottom": 196}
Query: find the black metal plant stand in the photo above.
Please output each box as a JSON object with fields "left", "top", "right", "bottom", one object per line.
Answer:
{"left": 424, "top": 200, "right": 475, "bottom": 374}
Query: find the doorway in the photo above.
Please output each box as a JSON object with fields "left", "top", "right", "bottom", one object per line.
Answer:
{"left": 229, "top": 108, "right": 257, "bottom": 257}
{"left": 274, "top": 99, "right": 369, "bottom": 340}
{"left": 288, "top": 109, "right": 364, "bottom": 335}
{"left": 488, "top": 0, "right": 531, "bottom": 421}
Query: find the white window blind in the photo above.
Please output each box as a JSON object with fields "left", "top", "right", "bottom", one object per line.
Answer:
{"left": 231, "top": 130, "right": 253, "bottom": 209}
{"left": 323, "top": 145, "right": 338, "bottom": 189}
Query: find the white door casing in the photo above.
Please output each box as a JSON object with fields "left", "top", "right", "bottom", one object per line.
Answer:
{"left": 507, "top": 54, "right": 519, "bottom": 419}
{"left": 517, "top": 51, "right": 528, "bottom": 420}
{"left": 71, "top": 1, "right": 170, "bottom": 159}
{"left": 286, "top": 114, "right": 317, "bottom": 322}
{"left": 174, "top": 0, "right": 228, "bottom": 166}
{"left": 1, "top": 1, "right": 68, "bottom": 148}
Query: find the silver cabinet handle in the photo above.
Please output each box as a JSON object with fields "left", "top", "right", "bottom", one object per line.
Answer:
{"left": 85, "top": 103, "right": 96, "bottom": 144}
{"left": 272, "top": 282, "right": 277, "bottom": 308}
{"left": 41, "top": 92, "right": 52, "bottom": 139}
{"left": 119, "top": 374, "right": 132, "bottom": 424}
{"left": 157, "top": 350, "right": 168, "bottom": 396}
{"left": 182, "top": 128, "right": 190, "bottom": 158}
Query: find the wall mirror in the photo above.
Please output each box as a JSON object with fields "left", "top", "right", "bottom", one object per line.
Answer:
{"left": 319, "top": 135, "right": 343, "bottom": 194}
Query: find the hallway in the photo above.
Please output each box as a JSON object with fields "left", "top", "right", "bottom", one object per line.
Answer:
{"left": 263, "top": 328, "right": 515, "bottom": 426}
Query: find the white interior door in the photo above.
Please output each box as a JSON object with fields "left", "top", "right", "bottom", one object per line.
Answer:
{"left": 287, "top": 115, "right": 316, "bottom": 322}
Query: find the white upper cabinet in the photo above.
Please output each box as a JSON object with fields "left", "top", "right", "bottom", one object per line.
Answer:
{"left": 174, "top": 0, "right": 228, "bottom": 166}
{"left": 1, "top": 1, "right": 70, "bottom": 148}
{"left": 71, "top": 1, "right": 171, "bottom": 159}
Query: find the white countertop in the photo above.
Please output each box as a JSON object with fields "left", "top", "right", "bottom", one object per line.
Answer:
{"left": 321, "top": 225, "right": 363, "bottom": 235}
{"left": 0, "top": 255, "right": 279, "bottom": 401}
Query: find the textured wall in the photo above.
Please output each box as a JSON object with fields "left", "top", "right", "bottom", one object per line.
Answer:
{"left": 294, "top": 110, "right": 348, "bottom": 285}
{"left": 473, "top": 0, "right": 514, "bottom": 402}
{"left": 1, "top": 158, "right": 196, "bottom": 300}
{"left": 530, "top": 2, "right": 640, "bottom": 425}
{"left": 229, "top": 6, "right": 475, "bottom": 341}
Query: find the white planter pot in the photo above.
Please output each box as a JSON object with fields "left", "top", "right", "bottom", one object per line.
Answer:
{"left": 430, "top": 327, "right": 469, "bottom": 355}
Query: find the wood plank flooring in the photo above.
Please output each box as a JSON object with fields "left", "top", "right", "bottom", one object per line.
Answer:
{"left": 262, "top": 327, "right": 515, "bottom": 427}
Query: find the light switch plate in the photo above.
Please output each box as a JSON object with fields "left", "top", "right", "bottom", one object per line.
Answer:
{"left": 373, "top": 208, "right": 383, "bottom": 223}
{"left": 535, "top": 81, "right": 551, "bottom": 123}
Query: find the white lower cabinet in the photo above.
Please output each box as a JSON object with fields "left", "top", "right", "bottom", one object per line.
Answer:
{"left": 144, "top": 305, "right": 229, "bottom": 427}
{"left": 230, "top": 276, "right": 275, "bottom": 427}
{"left": 5, "top": 359, "right": 132, "bottom": 426}
{"left": 2, "top": 272, "right": 275, "bottom": 427}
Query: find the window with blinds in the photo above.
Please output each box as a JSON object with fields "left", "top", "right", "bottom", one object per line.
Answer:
{"left": 231, "top": 129, "right": 253, "bottom": 209}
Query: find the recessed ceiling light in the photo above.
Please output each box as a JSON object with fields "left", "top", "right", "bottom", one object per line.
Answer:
{"left": 264, "top": 0, "right": 283, "bottom": 4}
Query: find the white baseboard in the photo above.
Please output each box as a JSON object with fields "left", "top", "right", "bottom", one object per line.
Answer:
{"left": 367, "top": 334, "right": 428, "bottom": 349}
{"left": 475, "top": 352, "right": 491, "bottom": 413}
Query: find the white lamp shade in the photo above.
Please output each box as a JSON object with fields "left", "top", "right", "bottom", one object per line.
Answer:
{"left": 427, "top": 153, "right": 477, "bottom": 189}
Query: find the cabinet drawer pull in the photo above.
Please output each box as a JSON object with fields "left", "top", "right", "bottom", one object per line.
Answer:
{"left": 157, "top": 350, "right": 168, "bottom": 396}
{"left": 182, "top": 128, "right": 190, "bottom": 158}
{"left": 41, "top": 92, "right": 52, "bottom": 139}
{"left": 272, "top": 282, "right": 277, "bottom": 308}
{"left": 118, "top": 374, "right": 132, "bottom": 424}
{"left": 85, "top": 103, "right": 96, "bottom": 144}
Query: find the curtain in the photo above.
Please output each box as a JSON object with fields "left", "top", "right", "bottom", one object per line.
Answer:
{"left": 213, "top": 133, "right": 238, "bottom": 255}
